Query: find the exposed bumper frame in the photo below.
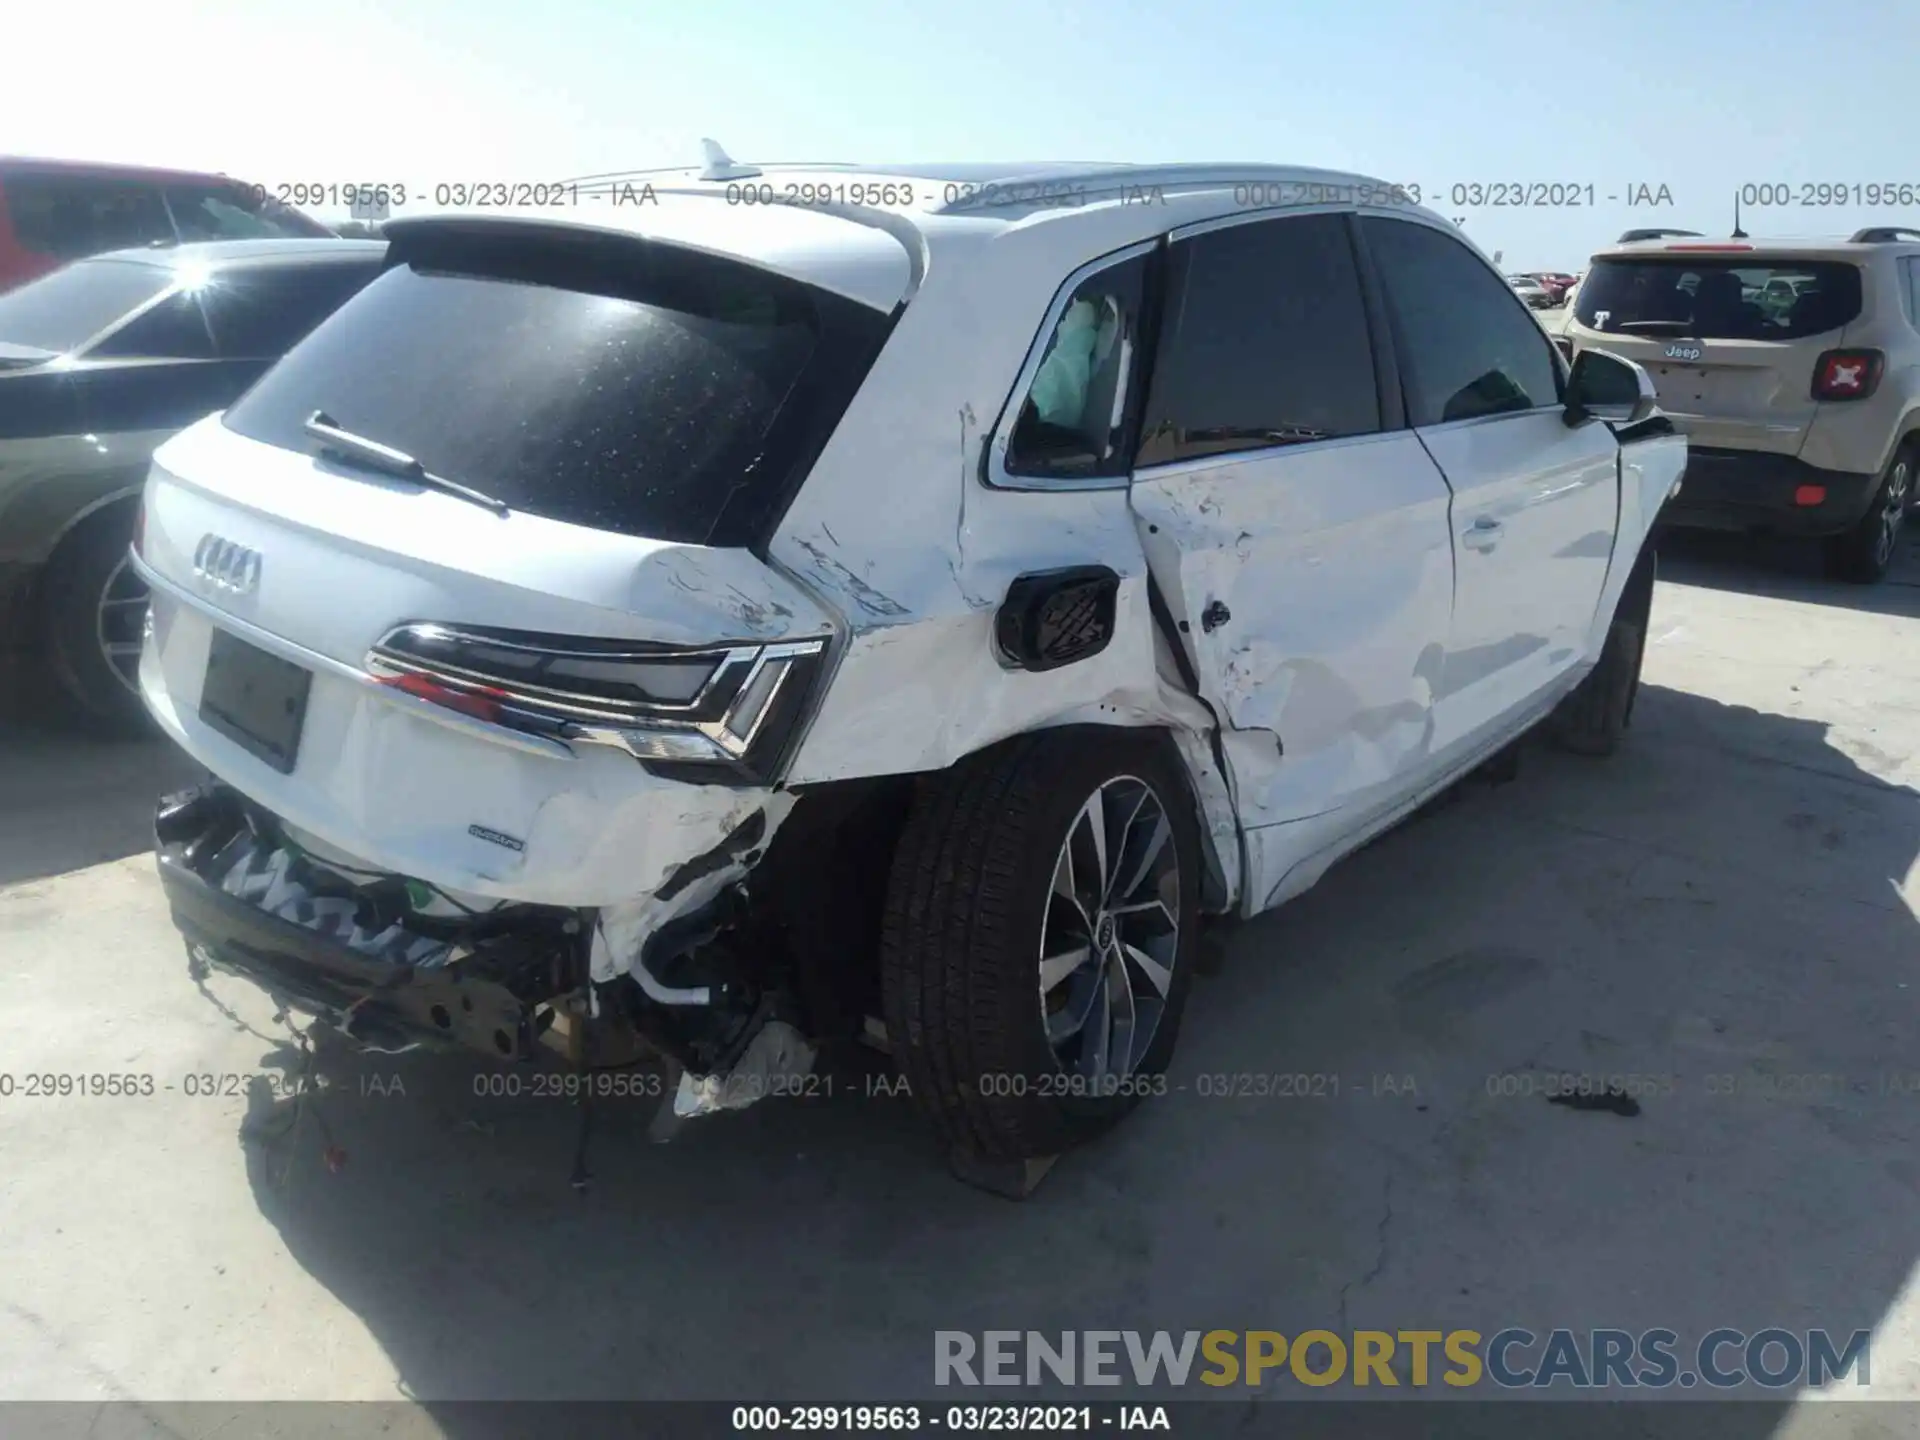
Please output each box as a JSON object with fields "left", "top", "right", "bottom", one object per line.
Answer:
{"left": 155, "top": 782, "right": 578, "bottom": 1062}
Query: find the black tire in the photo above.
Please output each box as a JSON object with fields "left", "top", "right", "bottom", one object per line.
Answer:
{"left": 1823, "top": 443, "right": 1914, "bottom": 584}
{"left": 1549, "top": 555, "right": 1653, "bottom": 757}
{"left": 41, "top": 503, "right": 152, "bottom": 737}
{"left": 880, "top": 727, "right": 1202, "bottom": 1161}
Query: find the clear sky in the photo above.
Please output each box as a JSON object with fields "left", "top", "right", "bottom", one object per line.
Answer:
{"left": 11, "top": 0, "right": 1919, "bottom": 271}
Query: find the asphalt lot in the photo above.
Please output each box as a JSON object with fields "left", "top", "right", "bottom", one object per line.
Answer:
{"left": 1, "top": 525, "right": 1918, "bottom": 1430}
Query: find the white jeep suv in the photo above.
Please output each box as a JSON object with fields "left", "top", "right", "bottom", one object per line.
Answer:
{"left": 1564, "top": 228, "right": 1920, "bottom": 582}
{"left": 134, "top": 162, "right": 1684, "bottom": 1173}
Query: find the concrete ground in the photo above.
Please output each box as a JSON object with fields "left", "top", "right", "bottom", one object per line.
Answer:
{"left": 1, "top": 525, "right": 1917, "bottom": 1432}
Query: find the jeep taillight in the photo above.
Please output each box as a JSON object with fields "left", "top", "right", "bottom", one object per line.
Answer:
{"left": 365, "top": 623, "right": 826, "bottom": 784}
{"left": 1812, "top": 349, "right": 1884, "bottom": 402}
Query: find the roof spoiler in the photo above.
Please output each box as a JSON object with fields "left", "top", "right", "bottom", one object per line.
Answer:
{"left": 1617, "top": 228, "right": 1702, "bottom": 243}
{"left": 1849, "top": 226, "right": 1920, "bottom": 243}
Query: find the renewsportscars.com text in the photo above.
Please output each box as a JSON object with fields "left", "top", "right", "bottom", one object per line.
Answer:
{"left": 934, "top": 1328, "right": 1871, "bottom": 1390}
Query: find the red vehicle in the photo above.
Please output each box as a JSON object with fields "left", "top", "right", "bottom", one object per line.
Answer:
{"left": 1529, "top": 271, "right": 1577, "bottom": 304}
{"left": 0, "top": 156, "right": 332, "bottom": 294}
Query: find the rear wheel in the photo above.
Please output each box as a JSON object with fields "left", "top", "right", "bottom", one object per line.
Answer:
{"left": 880, "top": 728, "right": 1201, "bottom": 1161}
{"left": 42, "top": 504, "right": 152, "bottom": 737}
{"left": 1824, "top": 443, "right": 1912, "bottom": 584}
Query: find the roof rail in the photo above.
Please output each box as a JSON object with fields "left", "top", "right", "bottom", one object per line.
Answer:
{"left": 1617, "top": 228, "right": 1702, "bottom": 243}
{"left": 1849, "top": 226, "right": 1920, "bottom": 243}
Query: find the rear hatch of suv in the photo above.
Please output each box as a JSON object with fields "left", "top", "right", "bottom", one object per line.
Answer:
{"left": 135, "top": 206, "right": 906, "bottom": 906}
{"left": 1569, "top": 248, "right": 1864, "bottom": 456}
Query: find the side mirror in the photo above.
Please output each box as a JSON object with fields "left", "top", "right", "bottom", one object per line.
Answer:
{"left": 1565, "top": 348, "right": 1657, "bottom": 428}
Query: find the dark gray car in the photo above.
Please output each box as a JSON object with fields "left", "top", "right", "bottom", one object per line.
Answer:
{"left": 0, "top": 239, "right": 385, "bottom": 731}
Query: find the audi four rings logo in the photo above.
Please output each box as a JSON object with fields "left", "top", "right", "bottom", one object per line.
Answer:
{"left": 192, "top": 534, "right": 262, "bottom": 594}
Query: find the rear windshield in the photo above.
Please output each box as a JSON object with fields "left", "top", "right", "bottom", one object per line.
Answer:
{"left": 1575, "top": 258, "right": 1862, "bottom": 340}
{"left": 0, "top": 258, "right": 170, "bottom": 353}
{"left": 222, "top": 226, "right": 891, "bottom": 546}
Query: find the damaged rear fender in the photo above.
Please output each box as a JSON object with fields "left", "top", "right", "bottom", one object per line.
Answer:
{"left": 589, "top": 790, "right": 797, "bottom": 989}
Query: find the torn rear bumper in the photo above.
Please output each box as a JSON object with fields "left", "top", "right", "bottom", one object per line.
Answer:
{"left": 154, "top": 782, "right": 582, "bottom": 1061}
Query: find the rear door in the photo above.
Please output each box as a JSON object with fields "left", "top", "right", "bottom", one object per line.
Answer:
{"left": 1361, "top": 214, "right": 1619, "bottom": 754}
{"left": 1122, "top": 210, "right": 1457, "bottom": 909}
{"left": 1570, "top": 254, "right": 1863, "bottom": 455}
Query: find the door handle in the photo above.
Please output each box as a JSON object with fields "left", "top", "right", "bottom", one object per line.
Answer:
{"left": 1463, "top": 516, "right": 1504, "bottom": 551}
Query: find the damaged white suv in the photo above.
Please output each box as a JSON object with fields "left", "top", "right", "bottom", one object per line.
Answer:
{"left": 135, "top": 162, "right": 1684, "bottom": 1172}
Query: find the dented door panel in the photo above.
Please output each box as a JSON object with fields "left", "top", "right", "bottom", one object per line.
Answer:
{"left": 1128, "top": 431, "right": 1456, "bottom": 906}
{"left": 1421, "top": 408, "right": 1621, "bottom": 754}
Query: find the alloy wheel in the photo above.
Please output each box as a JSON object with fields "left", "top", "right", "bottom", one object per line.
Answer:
{"left": 1038, "top": 775, "right": 1181, "bottom": 1084}
{"left": 96, "top": 556, "right": 150, "bottom": 693}
{"left": 1877, "top": 458, "right": 1912, "bottom": 569}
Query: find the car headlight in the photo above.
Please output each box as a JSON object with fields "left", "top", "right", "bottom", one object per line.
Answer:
{"left": 365, "top": 622, "right": 827, "bottom": 783}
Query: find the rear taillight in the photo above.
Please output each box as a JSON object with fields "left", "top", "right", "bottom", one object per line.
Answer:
{"left": 1812, "top": 349, "right": 1884, "bottom": 402}
{"left": 365, "top": 623, "right": 827, "bottom": 784}
{"left": 378, "top": 668, "right": 511, "bottom": 723}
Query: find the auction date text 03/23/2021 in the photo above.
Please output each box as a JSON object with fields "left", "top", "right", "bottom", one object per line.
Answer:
{"left": 235, "top": 178, "right": 1688, "bottom": 214}
{"left": 16, "top": 1067, "right": 1920, "bottom": 1107}
{"left": 245, "top": 176, "right": 1920, "bottom": 216}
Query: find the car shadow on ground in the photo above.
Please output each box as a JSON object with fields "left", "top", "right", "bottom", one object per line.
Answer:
{"left": 1655, "top": 523, "right": 1920, "bottom": 619}
{"left": 0, "top": 658, "right": 200, "bottom": 888}
{"left": 221, "top": 677, "right": 1918, "bottom": 1431}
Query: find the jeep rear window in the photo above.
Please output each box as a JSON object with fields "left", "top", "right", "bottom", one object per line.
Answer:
{"left": 221, "top": 224, "right": 893, "bottom": 547}
{"left": 1574, "top": 258, "right": 1862, "bottom": 340}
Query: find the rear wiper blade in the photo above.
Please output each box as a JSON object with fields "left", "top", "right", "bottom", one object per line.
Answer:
{"left": 1613, "top": 320, "right": 1698, "bottom": 334}
{"left": 304, "top": 411, "right": 510, "bottom": 517}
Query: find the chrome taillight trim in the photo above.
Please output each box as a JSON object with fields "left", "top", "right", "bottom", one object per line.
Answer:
{"left": 363, "top": 624, "right": 827, "bottom": 767}
{"left": 368, "top": 622, "right": 747, "bottom": 719}
{"left": 365, "top": 645, "right": 758, "bottom": 726}
{"left": 564, "top": 642, "right": 825, "bottom": 763}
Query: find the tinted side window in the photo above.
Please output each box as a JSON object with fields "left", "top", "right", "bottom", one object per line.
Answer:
{"left": 88, "top": 289, "right": 216, "bottom": 360}
{"left": 3, "top": 175, "right": 174, "bottom": 260}
{"left": 1363, "top": 217, "right": 1560, "bottom": 426}
{"left": 1006, "top": 253, "right": 1148, "bottom": 480}
{"left": 1904, "top": 257, "right": 1920, "bottom": 330}
{"left": 1137, "top": 214, "right": 1379, "bottom": 468}
{"left": 0, "top": 259, "right": 171, "bottom": 353}
{"left": 164, "top": 182, "right": 331, "bottom": 241}
{"left": 202, "top": 263, "right": 381, "bottom": 358}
